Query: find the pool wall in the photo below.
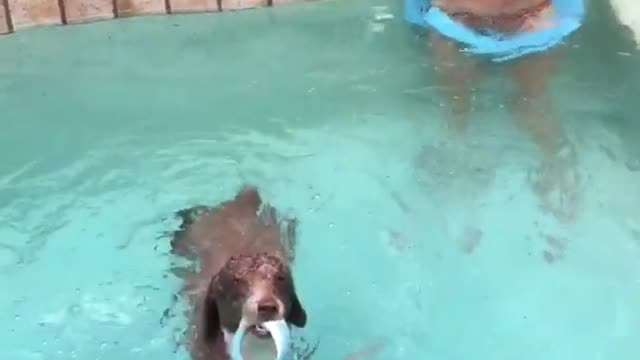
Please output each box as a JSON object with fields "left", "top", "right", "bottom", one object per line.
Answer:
{"left": 0, "top": 0, "right": 310, "bottom": 34}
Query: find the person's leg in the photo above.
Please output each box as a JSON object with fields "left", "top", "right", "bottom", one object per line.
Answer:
{"left": 509, "top": 49, "right": 563, "bottom": 155}
{"left": 426, "top": 32, "right": 487, "bottom": 245}
{"left": 430, "top": 31, "right": 483, "bottom": 134}
{"left": 509, "top": 49, "right": 580, "bottom": 222}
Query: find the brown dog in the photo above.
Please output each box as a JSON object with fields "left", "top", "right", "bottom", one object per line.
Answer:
{"left": 169, "top": 185, "right": 307, "bottom": 360}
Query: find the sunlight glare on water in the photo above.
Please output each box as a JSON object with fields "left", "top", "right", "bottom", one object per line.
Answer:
{"left": 1, "top": 0, "right": 640, "bottom": 359}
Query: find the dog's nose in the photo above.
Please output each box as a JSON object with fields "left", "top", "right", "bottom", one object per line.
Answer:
{"left": 257, "top": 298, "right": 279, "bottom": 318}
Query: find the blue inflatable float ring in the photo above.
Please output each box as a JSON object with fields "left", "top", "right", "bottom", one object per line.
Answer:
{"left": 404, "top": 0, "right": 585, "bottom": 62}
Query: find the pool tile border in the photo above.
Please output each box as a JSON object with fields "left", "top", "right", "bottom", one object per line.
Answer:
{"left": 222, "top": 0, "right": 267, "bottom": 11}
{"left": 168, "top": 0, "right": 218, "bottom": 13}
{"left": 0, "top": 0, "right": 313, "bottom": 34}
{"left": 1, "top": 0, "right": 13, "bottom": 33}
{"left": 6, "top": 0, "right": 62, "bottom": 30}
{"left": 64, "top": 0, "right": 113, "bottom": 23}
{"left": 115, "top": 0, "right": 165, "bottom": 17}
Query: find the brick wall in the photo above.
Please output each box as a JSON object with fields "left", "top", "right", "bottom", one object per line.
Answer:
{"left": 0, "top": 0, "right": 311, "bottom": 34}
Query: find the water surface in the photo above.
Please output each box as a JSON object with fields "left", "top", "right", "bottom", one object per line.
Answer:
{"left": 1, "top": 0, "right": 639, "bottom": 359}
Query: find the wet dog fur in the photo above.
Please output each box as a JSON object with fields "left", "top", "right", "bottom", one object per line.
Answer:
{"left": 170, "top": 185, "right": 307, "bottom": 360}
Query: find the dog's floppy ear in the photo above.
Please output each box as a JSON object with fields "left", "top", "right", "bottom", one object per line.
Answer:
{"left": 203, "top": 276, "right": 221, "bottom": 341}
{"left": 287, "top": 287, "right": 307, "bottom": 328}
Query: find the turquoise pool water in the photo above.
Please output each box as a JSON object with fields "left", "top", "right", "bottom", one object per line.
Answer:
{"left": 1, "top": 0, "right": 639, "bottom": 359}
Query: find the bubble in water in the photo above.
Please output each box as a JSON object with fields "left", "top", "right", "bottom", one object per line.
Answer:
{"left": 328, "top": 223, "right": 334, "bottom": 229}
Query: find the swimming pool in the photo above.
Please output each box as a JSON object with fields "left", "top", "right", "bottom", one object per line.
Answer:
{"left": 1, "top": 0, "right": 639, "bottom": 359}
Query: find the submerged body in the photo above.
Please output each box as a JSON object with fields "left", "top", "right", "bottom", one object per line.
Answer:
{"left": 433, "top": 0, "right": 549, "bottom": 16}
{"left": 170, "top": 186, "right": 307, "bottom": 360}
{"left": 407, "top": 0, "right": 584, "bottom": 222}
{"left": 433, "top": 0, "right": 555, "bottom": 33}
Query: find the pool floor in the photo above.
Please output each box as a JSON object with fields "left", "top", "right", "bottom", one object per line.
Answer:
{"left": 1, "top": 0, "right": 639, "bottom": 359}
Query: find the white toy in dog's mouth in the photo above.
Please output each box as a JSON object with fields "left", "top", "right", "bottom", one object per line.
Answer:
{"left": 252, "top": 324, "right": 270, "bottom": 336}
{"left": 231, "top": 319, "right": 291, "bottom": 360}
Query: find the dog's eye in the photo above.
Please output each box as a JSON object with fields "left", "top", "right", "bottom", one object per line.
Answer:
{"left": 233, "top": 276, "right": 242, "bottom": 284}
{"left": 275, "top": 274, "right": 286, "bottom": 282}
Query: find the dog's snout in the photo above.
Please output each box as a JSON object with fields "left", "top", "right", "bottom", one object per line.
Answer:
{"left": 257, "top": 298, "right": 279, "bottom": 318}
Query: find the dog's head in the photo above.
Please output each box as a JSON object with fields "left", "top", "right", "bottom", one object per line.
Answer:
{"left": 203, "top": 252, "right": 307, "bottom": 343}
